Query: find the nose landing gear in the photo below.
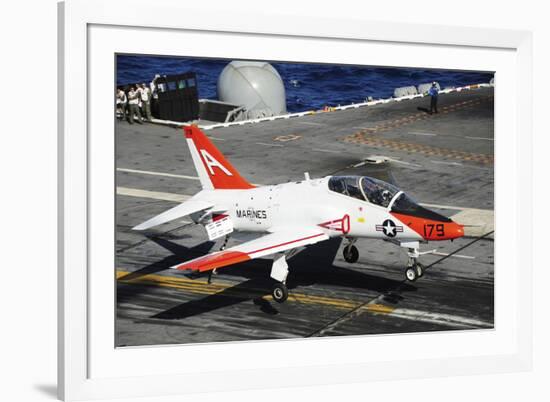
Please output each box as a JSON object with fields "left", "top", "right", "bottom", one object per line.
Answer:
{"left": 405, "top": 262, "right": 425, "bottom": 282}
{"left": 401, "top": 241, "right": 426, "bottom": 282}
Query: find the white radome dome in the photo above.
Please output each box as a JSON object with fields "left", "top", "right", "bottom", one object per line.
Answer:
{"left": 218, "top": 61, "right": 287, "bottom": 118}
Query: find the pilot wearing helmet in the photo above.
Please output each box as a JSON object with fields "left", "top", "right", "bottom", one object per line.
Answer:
{"left": 380, "top": 189, "right": 392, "bottom": 203}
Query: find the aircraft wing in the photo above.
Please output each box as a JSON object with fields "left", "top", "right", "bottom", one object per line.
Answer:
{"left": 132, "top": 199, "right": 214, "bottom": 231}
{"left": 171, "top": 228, "right": 329, "bottom": 272}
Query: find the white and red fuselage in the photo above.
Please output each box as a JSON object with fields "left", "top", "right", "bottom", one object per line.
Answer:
{"left": 133, "top": 125, "right": 464, "bottom": 294}
{"left": 190, "top": 176, "right": 463, "bottom": 243}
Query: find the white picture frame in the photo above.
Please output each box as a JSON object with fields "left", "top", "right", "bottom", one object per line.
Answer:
{"left": 58, "top": 0, "right": 533, "bottom": 400}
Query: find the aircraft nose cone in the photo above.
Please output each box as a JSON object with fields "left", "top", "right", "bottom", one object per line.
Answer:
{"left": 427, "top": 220, "right": 464, "bottom": 240}
{"left": 449, "top": 221, "right": 465, "bottom": 239}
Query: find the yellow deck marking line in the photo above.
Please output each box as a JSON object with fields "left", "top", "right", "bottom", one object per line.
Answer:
{"left": 364, "top": 303, "right": 396, "bottom": 314}
{"left": 117, "top": 270, "right": 361, "bottom": 310}
{"left": 117, "top": 270, "right": 493, "bottom": 328}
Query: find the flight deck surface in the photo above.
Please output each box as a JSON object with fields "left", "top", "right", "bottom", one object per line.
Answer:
{"left": 116, "top": 86, "right": 494, "bottom": 346}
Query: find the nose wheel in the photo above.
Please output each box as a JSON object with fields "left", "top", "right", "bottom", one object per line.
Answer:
{"left": 405, "top": 266, "right": 417, "bottom": 282}
{"left": 405, "top": 262, "right": 425, "bottom": 282}
{"left": 400, "top": 242, "right": 426, "bottom": 282}
{"left": 415, "top": 262, "right": 425, "bottom": 278}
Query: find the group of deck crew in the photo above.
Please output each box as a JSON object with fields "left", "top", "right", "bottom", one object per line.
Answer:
{"left": 116, "top": 83, "right": 154, "bottom": 124}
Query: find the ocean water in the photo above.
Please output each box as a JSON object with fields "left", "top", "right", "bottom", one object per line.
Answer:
{"left": 117, "top": 55, "right": 493, "bottom": 113}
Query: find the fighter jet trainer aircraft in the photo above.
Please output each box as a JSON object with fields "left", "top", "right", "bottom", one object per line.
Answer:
{"left": 133, "top": 125, "right": 464, "bottom": 303}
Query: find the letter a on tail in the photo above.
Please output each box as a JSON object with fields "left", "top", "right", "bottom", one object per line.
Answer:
{"left": 184, "top": 125, "right": 255, "bottom": 190}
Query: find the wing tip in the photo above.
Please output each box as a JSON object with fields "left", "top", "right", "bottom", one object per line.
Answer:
{"left": 131, "top": 221, "right": 153, "bottom": 231}
{"left": 171, "top": 250, "right": 251, "bottom": 273}
{"left": 170, "top": 261, "right": 199, "bottom": 272}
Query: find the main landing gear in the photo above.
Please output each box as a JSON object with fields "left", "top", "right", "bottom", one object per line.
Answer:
{"left": 402, "top": 241, "right": 425, "bottom": 282}
{"left": 270, "top": 253, "right": 289, "bottom": 303}
{"left": 343, "top": 238, "right": 359, "bottom": 263}
{"left": 208, "top": 235, "right": 230, "bottom": 284}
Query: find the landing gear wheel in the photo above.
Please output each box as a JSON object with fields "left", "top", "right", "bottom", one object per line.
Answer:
{"left": 415, "top": 263, "right": 425, "bottom": 278}
{"left": 343, "top": 245, "right": 359, "bottom": 263}
{"left": 405, "top": 266, "right": 418, "bottom": 282}
{"left": 271, "top": 282, "right": 288, "bottom": 303}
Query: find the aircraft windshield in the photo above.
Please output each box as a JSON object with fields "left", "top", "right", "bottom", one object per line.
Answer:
{"left": 391, "top": 192, "right": 452, "bottom": 222}
{"left": 328, "top": 176, "right": 400, "bottom": 207}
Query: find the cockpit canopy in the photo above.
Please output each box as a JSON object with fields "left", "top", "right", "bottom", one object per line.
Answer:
{"left": 328, "top": 175, "right": 452, "bottom": 222}
{"left": 328, "top": 176, "right": 400, "bottom": 208}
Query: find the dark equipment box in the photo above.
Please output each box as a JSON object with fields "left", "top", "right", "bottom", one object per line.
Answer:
{"left": 154, "top": 73, "right": 199, "bottom": 122}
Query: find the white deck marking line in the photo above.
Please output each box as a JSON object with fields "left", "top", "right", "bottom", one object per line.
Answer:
{"left": 313, "top": 291, "right": 492, "bottom": 336}
{"left": 371, "top": 307, "right": 493, "bottom": 329}
{"left": 298, "top": 121, "right": 325, "bottom": 126}
{"left": 382, "top": 157, "right": 423, "bottom": 168}
{"left": 117, "top": 168, "right": 200, "bottom": 181}
{"left": 450, "top": 209, "right": 494, "bottom": 238}
{"left": 255, "top": 142, "right": 284, "bottom": 147}
{"left": 408, "top": 131, "right": 438, "bottom": 136}
{"left": 465, "top": 136, "right": 494, "bottom": 141}
{"left": 207, "top": 136, "right": 226, "bottom": 141}
{"left": 312, "top": 148, "right": 340, "bottom": 153}
{"left": 431, "top": 160, "right": 463, "bottom": 166}
{"left": 117, "top": 187, "right": 190, "bottom": 203}
{"left": 119, "top": 168, "right": 262, "bottom": 187}
{"left": 419, "top": 202, "right": 491, "bottom": 212}
{"left": 430, "top": 251, "right": 475, "bottom": 260}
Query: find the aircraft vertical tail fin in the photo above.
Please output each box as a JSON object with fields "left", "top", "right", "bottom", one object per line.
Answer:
{"left": 184, "top": 125, "right": 255, "bottom": 190}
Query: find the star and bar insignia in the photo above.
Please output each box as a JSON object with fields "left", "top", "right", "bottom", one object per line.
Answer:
{"left": 375, "top": 219, "right": 404, "bottom": 238}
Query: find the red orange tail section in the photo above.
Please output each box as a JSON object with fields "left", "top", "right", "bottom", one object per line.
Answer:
{"left": 184, "top": 125, "right": 255, "bottom": 190}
